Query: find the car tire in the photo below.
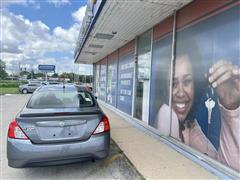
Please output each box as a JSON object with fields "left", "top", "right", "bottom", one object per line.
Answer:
{"left": 22, "top": 89, "right": 28, "bottom": 94}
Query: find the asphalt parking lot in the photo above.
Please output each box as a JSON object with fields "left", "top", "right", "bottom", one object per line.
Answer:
{"left": 0, "top": 94, "right": 142, "bottom": 179}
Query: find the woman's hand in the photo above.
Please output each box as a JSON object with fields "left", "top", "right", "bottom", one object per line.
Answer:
{"left": 208, "top": 60, "right": 240, "bottom": 110}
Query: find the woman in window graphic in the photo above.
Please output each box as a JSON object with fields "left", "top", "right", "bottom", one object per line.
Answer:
{"left": 156, "top": 39, "right": 240, "bottom": 172}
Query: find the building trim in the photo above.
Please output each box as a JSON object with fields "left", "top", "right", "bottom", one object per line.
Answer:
{"left": 153, "top": 15, "right": 174, "bottom": 41}
{"left": 74, "top": 0, "right": 107, "bottom": 63}
{"left": 153, "top": 0, "right": 239, "bottom": 42}
{"left": 119, "top": 40, "right": 135, "bottom": 57}
{"left": 168, "top": 11, "right": 177, "bottom": 136}
{"left": 177, "top": 0, "right": 237, "bottom": 30}
{"left": 132, "top": 37, "right": 138, "bottom": 117}
{"left": 116, "top": 49, "right": 119, "bottom": 108}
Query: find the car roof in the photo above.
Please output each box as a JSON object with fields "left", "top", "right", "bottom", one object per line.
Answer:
{"left": 36, "top": 84, "right": 89, "bottom": 92}
{"left": 28, "top": 80, "right": 42, "bottom": 83}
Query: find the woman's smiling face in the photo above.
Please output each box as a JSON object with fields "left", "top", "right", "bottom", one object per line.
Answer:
{"left": 172, "top": 55, "right": 194, "bottom": 123}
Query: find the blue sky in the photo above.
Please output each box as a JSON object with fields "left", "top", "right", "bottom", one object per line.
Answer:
{"left": 1, "top": 0, "right": 93, "bottom": 75}
{"left": 8, "top": 1, "right": 85, "bottom": 29}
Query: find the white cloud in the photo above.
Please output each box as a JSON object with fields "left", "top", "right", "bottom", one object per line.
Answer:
{"left": 1, "top": 6, "right": 89, "bottom": 74}
{"left": 53, "top": 23, "right": 80, "bottom": 44}
{"left": 72, "top": 5, "right": 87, "bottom": 22}
{"left": 37, "top": 58, "right": 57, "bottom": 65}
{"left": 47, "top": 0, "right": 70, "bottom": 7}
{"left": 1, "top": 0, "right": 37, "bottom": 9}
{"left": 1, "top": 10, "right": 51, "bottom": 52}
{"left": 1, "top": 0, "right": 27, "bottom": 7}
{"left": 1, "top": 52, "right": 25, "bottom": 63}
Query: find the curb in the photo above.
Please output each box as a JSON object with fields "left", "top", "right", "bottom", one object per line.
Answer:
{"left": 110, "top": 139, "right": 145, "bottom": 180}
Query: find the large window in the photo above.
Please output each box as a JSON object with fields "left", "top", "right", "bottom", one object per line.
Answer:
{"left": 99, "top": 60, "right": 107, "bottom": 101}
{"left": 134, "top": 30, "right": 152, "bottom": 122}
{"left": 95, "top": 64, "right": 100, "bottom": 96}
{"left": 117, "top": 52, "right": 134, "bottom": 115}
{"left": 151, "top": 5, "right": 240, "bottom": 172}
{"left": 107, "top": 56, "right": 118, "bottom": 106}
{"left": 149, "top": 35, "right": 172, "bottom": 128}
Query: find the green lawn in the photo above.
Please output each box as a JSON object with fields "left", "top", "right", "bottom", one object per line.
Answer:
{"left": 0, "top": 87, "right": 20, "bottom": 95}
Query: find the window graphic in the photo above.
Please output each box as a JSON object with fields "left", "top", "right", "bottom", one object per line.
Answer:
{"left": 152, "top": 6, "right": 240, "bottom": 171}
{"left": 117, "top": 53, "right": 134, "bottom": 115}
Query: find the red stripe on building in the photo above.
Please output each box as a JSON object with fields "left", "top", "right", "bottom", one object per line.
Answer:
{"left": 99, "top": 57, "right": 107, "bottom": 65}
{"left": 176, "top": 0, "right": 236, "bottom": 29}
{"left": 119, "top": 40, "right": 135, "bottom": 57}
{"left": 153, "top": 16, "right": 174, "bottom": 41}
{"left": 108, "top": 50, "right": 118, "bottom": 63}
{"left": 153, "top": 0, "right": 238, "bottom": 41}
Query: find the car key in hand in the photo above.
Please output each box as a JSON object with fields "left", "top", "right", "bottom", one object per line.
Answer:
{"left": 205, "top": 98, "right": 216, "bottom": 124}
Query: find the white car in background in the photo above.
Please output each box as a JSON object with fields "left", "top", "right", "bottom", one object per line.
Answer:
{"left": 19, "top": 82, "right": 42, "bottom": 94}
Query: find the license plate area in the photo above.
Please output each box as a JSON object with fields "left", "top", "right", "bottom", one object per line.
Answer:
{"left": 37, "top": 125, "right": 85, "bottom": 141}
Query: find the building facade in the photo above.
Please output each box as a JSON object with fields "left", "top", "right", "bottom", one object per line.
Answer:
{"left": 75, "top": 0, "right": 240, "bottom": 175}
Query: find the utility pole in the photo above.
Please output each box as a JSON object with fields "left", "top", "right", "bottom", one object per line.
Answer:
{"left": 18, "top": 62, "right": 21, "bottom": 83}
{"left": 18, "top": 62, "right": 21, "bottom": 76}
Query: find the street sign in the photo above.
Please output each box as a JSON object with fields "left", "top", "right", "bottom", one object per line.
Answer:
{"left": 38, "top": 65, "right": 55, "bottom": 72}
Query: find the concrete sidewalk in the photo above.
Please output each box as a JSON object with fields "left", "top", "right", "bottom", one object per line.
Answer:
{"left": 100, "top": 105, "right": 218, "bottom": 179}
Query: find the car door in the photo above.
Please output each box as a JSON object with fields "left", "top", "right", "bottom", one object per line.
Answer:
{"left": 28, "top": 84, "right": 40, "bottom": 92}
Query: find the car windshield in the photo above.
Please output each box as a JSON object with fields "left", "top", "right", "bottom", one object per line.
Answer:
{"left": 27, "top": 91, "right": 94, "bottom": 108}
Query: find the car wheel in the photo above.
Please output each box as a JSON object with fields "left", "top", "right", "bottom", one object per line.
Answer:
{"left": 22, "top": 89, "right": 28, "bottom": 94}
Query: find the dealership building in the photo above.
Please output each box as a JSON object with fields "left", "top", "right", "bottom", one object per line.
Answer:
{"left": 74, "top": 0, "right": 240, "bottom": 176}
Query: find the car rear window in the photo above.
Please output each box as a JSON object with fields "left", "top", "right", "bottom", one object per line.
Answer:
{"left": 27, "top": 91, "right": 94, "bottom": 108}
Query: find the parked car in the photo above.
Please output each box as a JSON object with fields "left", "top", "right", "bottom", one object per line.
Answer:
{"left": 27, "top": 80, "right": 42, "bottom": 84}
{"left": 19, "top": 82, "right": 42, "bottom": 94}
{"left": 41, "top": 81, "right": 62, "bottom": 85}
{"left": 7, "top": 84, "right": 110, "bottom": 168}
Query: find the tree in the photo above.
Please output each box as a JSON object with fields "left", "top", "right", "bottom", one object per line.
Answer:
{"left": 51, "top": 73, "right": 58, "bottom": 78}
{"left": 0, "top": 59, "right": 8, "bottom": 79}
{"left": 27, "top": 70, "right": 37, "bottom": 79}
{"left": 35, "top": 72, "right": 44, "bottom": 78}
{"left": 59, "top": 72, "right": 68, "bottom": 79}
{"left": 20, "top": 71, "right": 30, "bottom": 77}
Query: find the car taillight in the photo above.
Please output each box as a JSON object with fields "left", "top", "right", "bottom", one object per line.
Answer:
{"left": 8, "top": 119, "right": 29, "bottom": 140}
{"left": 93, "top": 115, "right": 110, "bottom": 135}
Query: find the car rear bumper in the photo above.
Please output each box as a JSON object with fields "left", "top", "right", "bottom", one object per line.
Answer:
{"left": 7, "top": 132, "right": 110, "bottom": 168}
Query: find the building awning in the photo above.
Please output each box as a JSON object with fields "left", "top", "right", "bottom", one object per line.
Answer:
{"left": 74, "top": 0, "right": 192, "bottom": 64}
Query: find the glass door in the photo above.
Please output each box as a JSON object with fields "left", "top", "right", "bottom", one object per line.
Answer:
{"left": 134, "top": 30, "right": 152, "bottom": 123}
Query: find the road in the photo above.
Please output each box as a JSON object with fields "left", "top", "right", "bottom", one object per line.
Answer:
{"left": 0, "top": 94, "right": 142, "bottom": 180}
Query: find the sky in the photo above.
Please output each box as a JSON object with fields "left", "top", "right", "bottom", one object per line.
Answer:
{"left": 0, "top": 0, "right": 93, "bottom": 75}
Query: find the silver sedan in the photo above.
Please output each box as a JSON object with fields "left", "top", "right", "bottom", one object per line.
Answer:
{"left": 7, "top": 84, "right": 110, "bottom": 168}
{"left": 19, "top": 83, "right": 42, "bottom": 94}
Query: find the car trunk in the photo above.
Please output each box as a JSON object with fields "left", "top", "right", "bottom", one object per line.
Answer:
{"left": 16, "top": 107, "right": 102, "bottom": 144}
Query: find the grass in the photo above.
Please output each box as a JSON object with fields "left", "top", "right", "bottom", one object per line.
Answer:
{"left": 0, "top": 80, "right": 25, "bottom": 94}
{"left": 0, "top": 80, "right": 25, "bottom": 88}
{"left": 0, "top": 80, "right": 27, "bottom": 84}
{"left": 0, "top": 87, "right": 20, "bottom": 95}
